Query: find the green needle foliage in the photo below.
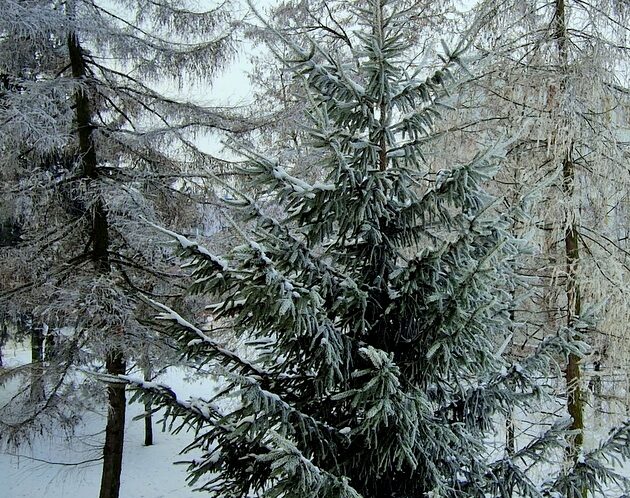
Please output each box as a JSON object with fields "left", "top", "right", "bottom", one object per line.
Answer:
{"left": 127, "top": 1, "right": 630, "bottom": 497}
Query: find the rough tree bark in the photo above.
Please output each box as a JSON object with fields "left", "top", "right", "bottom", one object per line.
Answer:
{"left": 100, "top": 352, "right": 127, "bottom": 498}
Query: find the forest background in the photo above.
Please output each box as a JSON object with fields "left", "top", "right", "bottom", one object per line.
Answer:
{"left": 0, "top": 0, "right": 628, "bottom": 497}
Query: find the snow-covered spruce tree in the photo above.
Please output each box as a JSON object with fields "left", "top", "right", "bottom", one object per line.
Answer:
{"left": 127, "top": 1, "right": 630, "bottom": 497}
{"left": 0, "top": 1, "right": 247, "bottom": 497}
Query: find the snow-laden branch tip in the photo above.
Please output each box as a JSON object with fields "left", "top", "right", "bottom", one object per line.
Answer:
{"left": 120, "top": 375, "right": 221, "bottom": 423}
{"left": 145, "top": 298, "right": 267, "bottom": 378}
{"left": 271, "top": 163, "right": 335, "bottom": 198}
{"left": 142, "top": 218, "right": 229, "bottom": 271}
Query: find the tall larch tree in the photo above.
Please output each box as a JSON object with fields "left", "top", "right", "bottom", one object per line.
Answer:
{"left": 0, "top": 1, "right": 248, "bottom": 497}
{"left": 467, "top": 0, "right": 630, "bottom": 480}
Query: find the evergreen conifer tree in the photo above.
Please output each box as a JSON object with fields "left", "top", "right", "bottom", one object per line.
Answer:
{"left": 129, "top": 1, "right": 630, "bottom": 496}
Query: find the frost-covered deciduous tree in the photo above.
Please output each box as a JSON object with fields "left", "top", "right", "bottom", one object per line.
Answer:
{"left": 126, "top": 1, "right": 630, "bottom": 496}
{"left": 0, "top": 1, "right": 248, "bottom": 497}
{"left": 466, "top": 0, "right": 630, "bottom": 476}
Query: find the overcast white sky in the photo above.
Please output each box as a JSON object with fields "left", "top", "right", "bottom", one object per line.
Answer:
{"left": 194, "top": 0, "right": 276, "bottom": 107}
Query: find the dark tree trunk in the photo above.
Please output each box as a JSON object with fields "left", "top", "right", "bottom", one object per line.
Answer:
{"left": 30, "top": 321, "right": 45, "bottom": 401}
{"left": 591, "top": 359, "right": 602, "bottom": 422}
{"left": 506, "top": 410, "right": 515, "bottom": 457}
{"left": 44, "top": 330, "right": 56, "bottom": 361}
{"left": 0, "top": 313, "right": 7, "bottom": 368}
{"left": 68, "top": 31, "right": 126, "bottom": 498}
{"left": 561, "top": 124, "right": 585, "bottom": 472}
{"left": 100, "top": 352, "right": 127, "bottom": 498}
{"left": 144, "top": 399, "right": 154, "bottom": 447}
{"left": 505, "top": 411, "right": 516, "bottom": 498}
{"left": 505, "top": 307, "right": 516, "bottom": 497}
{"left": 143, "top": 362, "right": 153, "bottom": 446}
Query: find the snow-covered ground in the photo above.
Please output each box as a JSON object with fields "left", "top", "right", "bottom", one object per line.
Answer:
{"left": 2, "top": 415, "right": 198, "bottom": 498}
{"left": 0, "top": 343, "right": 211, "bottom": 498}
{"left": 1, "top": 341, "right": 628, "bottom": 497}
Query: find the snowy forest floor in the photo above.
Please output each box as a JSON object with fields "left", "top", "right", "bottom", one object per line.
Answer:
{"left": 1, "top": 341, "right": 629, "bottom": 498}
{"left": 0, "top": 342, "right": 205, "bottom": 498}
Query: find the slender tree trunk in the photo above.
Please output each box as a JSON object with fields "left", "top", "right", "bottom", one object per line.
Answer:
{"left": 68, "top": 31, "right": 126, "bottom": 498}
{"left": 563, "top": 172, "right": 584, "bottom": 465}
{"left": 553, "top": 2, "right": 586, "bottom": 495}
{"left": 100, "top": 352, "right": 127, "bottom": 498}
{"left": 374, "top": 0, "right": 388, "bottom": 174}
{"left": 143, "top": 361, "right": 153, "bottom": 447}
{"left": 44, "top": 330, "right": 56, "bottom": 361}
{"left": 590, "top": 358, "right": 602, "bottom": 425}
{"left": 143, "top": 399, "right": 154, "bottom": 447}
{"left": 505, "top": 301, "right": 517, "bottom": 497}
{"left": 0, "top": 312, "right": 7, "bottom": 368}
{"left": 30, "top": 321, "right": 45, "bottom": 401}
{"left": 506, "top": 411, "right": 515, "bottom": 457}
{"left": 505, "top": 410, "right": 515, "bottom": 497}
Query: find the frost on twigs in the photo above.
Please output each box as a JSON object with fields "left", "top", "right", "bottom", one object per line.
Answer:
{"left": 0, "top": 0, "right": 244, "bottom": 469}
